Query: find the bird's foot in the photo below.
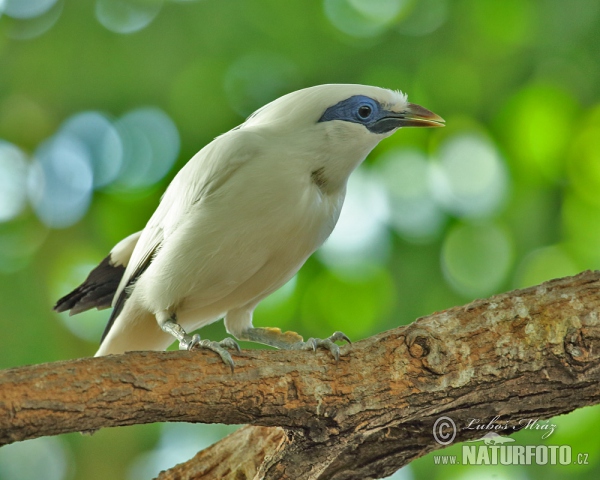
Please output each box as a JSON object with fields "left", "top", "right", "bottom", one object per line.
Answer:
{"left": 240, "top": 327, "right": 351, "bottom": 361}
{"left": 160, "top": 316, "right": 240, "bottom": 371}
{"left": 299, "top": 331, "right": 351, "bottom": 362}
{"left": 181, "top": 334, "right": 241, "bottom": 372}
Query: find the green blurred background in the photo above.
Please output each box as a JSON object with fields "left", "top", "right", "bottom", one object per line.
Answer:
{"left": 1, "top": 0, "right": 599, "bottom": 479}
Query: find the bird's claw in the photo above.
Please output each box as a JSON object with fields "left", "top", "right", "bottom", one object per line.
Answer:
{"left": 179, "top": 333, "right": 202, "bottom": 351}
{"left": 217, "top": 337, "right": 242, "bottom": 353}
{"left": 181, "top": 335, "right": 240, "bottom": 372}
{"left": 302, "top": 331, "right": 351, "bottom": 362}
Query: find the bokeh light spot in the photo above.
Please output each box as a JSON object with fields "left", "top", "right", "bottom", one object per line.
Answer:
{"left": 499, "top": 84, "right": 578, "bottom": 183}
{"left": 127, "top": 423, "right": 240, "bottom": 480}
{"left": 95, "top": 0, "right": 163, "bottom": 34}
{"left": 3, "top": 0, "right": 57, "bottom": 19}
{"left": 4, "top": 0, "right": 63, "bottom": 40}
{"left": 397, "top": 0, "right": 447, "bottom": 36}
{"left": 113, "top": 107, "right": 180, "bottom": 189}
{"left": 0, "top": 436, "right": 69, "bottom": 480}
{"left": 376, "top": 148, "right": 445, "bottom": 242}
{"left": 324, "top": 0, "right": 410, "bottom": 38}
{"left": 0, "top": 140, "right": 29, "bottom": 222}
{"left": 562, "top": 193, "right": 600, "bottom": 268}
{"left": 430, "top": 133, "right": 508, "bottom": 218}
{"left": 382, "top": 465, "right": 415, "bottom": 480}
{"left": 59, "top": 111, "right": 123, "bottom": 188}
{"left": 28, "top": 135, "right": 94, "bottom": 229}
{"left": 567, "top": 115, "right": 600, "bottom": 208}
{"left": 442, "top": 222, "right": 514, "bottom": 297}
{"left": 318, "top": 168, "right": 390, "bottom": 275}
{"left": 514, "top": 245, "right": 579, "bottom": 289}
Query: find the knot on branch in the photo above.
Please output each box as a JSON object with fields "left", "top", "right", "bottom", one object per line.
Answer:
{"left": 564, "top": 324, "right": 598, "bottom": 369}
{"left": 405, "top": 328, "right": 450, "bottom": 375}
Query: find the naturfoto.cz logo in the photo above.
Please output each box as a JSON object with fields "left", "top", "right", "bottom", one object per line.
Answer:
{"left": 435, "top": 442, "right": 589, "bottom": 466}
{"left": 431, "top": 416, "right": 590, "bottom": 467}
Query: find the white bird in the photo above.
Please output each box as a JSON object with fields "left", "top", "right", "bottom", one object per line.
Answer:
{"left": 55, "top": 84, "right": 444, "bottom": 368}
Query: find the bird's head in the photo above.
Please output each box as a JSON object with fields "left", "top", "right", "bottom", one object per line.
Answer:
{"left": 243, "top": 83, "right": 443, "bottom": 135}
{"left": 241, "top": 84, "right": 444, "bottom": 191}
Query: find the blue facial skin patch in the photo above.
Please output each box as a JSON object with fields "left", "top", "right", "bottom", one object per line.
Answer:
{"left": 318, "top": 95, "right": 403, "bottom": 134}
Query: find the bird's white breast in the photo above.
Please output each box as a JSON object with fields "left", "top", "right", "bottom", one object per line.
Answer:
{"left": 137, "top": 136, "right": 345, "bottom": 328}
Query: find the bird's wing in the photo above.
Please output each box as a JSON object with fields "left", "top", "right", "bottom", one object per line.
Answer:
{"left": 54, "top": 231, "right": 142, "bottom": 315}
{"left": 101, "top": 130, "right": 261, "bottom": 341}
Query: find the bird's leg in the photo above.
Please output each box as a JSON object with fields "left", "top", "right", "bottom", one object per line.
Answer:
{"left": 159, "top": 314, "right": 240, "bottom": 372}
{"left": 239, "top": 327, "right": 351, "bottom": 361}
{"left": 160, "top": 316, "right": 199, "bottom": 349}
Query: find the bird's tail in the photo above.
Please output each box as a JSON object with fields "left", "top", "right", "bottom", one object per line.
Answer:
{"left": 53, "top": 231, "right": 142, "bottom": 315}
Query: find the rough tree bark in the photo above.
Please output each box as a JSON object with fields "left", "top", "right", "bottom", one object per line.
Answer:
{"left": 1, "top": 271, "right": 600, "bottom": 479}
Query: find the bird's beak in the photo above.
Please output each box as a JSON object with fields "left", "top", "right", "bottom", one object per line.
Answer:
{"left": 372, "top": 103, "right": 445, "bottom": 133}
{"left": 398, "top": 103, "right": 445, "bottom": 128}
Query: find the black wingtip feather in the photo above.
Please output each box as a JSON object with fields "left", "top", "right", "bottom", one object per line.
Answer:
{"left": 54, "top": 255, "right": 125, "bottom": 316}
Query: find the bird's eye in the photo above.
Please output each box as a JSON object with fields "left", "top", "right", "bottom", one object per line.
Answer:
{"left": 357, "top": 105, "right": 372, "bottom": 119}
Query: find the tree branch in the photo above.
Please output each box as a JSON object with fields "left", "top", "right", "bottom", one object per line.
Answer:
{"left": 2, "top": 272, "right": 600, "bottom": 479}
